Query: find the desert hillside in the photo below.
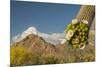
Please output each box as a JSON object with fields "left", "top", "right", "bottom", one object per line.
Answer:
{"left": 11, "top": 26, "right": 95, "bottom": 66}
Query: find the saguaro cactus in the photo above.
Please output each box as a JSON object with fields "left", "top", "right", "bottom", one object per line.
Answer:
{"left": 76, "top": 5, "right": 95, "bottom": 26}
{"left": 65, "top": 5, "right": 95, "bottom": 49}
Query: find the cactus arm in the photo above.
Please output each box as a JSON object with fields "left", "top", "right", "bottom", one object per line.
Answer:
{"left": 76, "top": 5, "right": 95, "bottom": 26}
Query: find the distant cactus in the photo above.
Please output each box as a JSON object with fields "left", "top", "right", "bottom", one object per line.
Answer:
{"left": 65, "top": 5, "right": 95, "bottom": 49}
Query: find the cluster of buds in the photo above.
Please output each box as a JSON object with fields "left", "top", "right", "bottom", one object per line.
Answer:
{"left": 65, "top": 19, "right": 89, "bottom": 49}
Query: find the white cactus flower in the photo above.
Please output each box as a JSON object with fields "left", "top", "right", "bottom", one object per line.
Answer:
{"left": 67, "top": 30, "right": 74, "bottom": 37}
{"left": 82, "top": 20, "right": 88, "bottom": 24}
{"left": 72, "top": 19, "right": 78, "bottom": 24}
{"left": 79, "top": 43, "right": 85, "bottom": 50}
{"left": 66, "top": 30, "right": 74, "bottom": 40}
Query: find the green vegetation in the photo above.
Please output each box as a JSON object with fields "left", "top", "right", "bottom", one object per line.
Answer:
{"left": 11, "top": 45, "right": 40, "bottom": 66}
{"left": 11, "top": 44, "right": 95, "bottom": 66}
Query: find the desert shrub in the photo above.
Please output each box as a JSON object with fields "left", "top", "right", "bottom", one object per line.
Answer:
{"left": 41, "top": 54, "right": 58, "bottom": 64}
{"left": 11, "top": 46, "right": 27, "bottom": 65}
{"left": 10, "top": 45, "right": 40, "bottom": 66}
{"left": 58, "top": 45, "right": 95, "bottom": 63}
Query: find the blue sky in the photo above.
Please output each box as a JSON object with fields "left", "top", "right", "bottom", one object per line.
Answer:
{"left": 11, "top": 1, "right": 81, "bottom": 37}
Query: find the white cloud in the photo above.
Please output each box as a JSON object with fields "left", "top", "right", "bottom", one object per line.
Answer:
{"left": 11, "top": 34, "right": 21, "bottom": 43}
{"left": 21, "top": 27, "right": 38, "bottom": 38}
{"left": 38, "top": 32, "right": 66, "bottom": 45}
{"left": 11, "top": 27, "right": 38, "bottom": 43}
{"left": 11, "top": 26, "right": 66, "bottom": 45}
